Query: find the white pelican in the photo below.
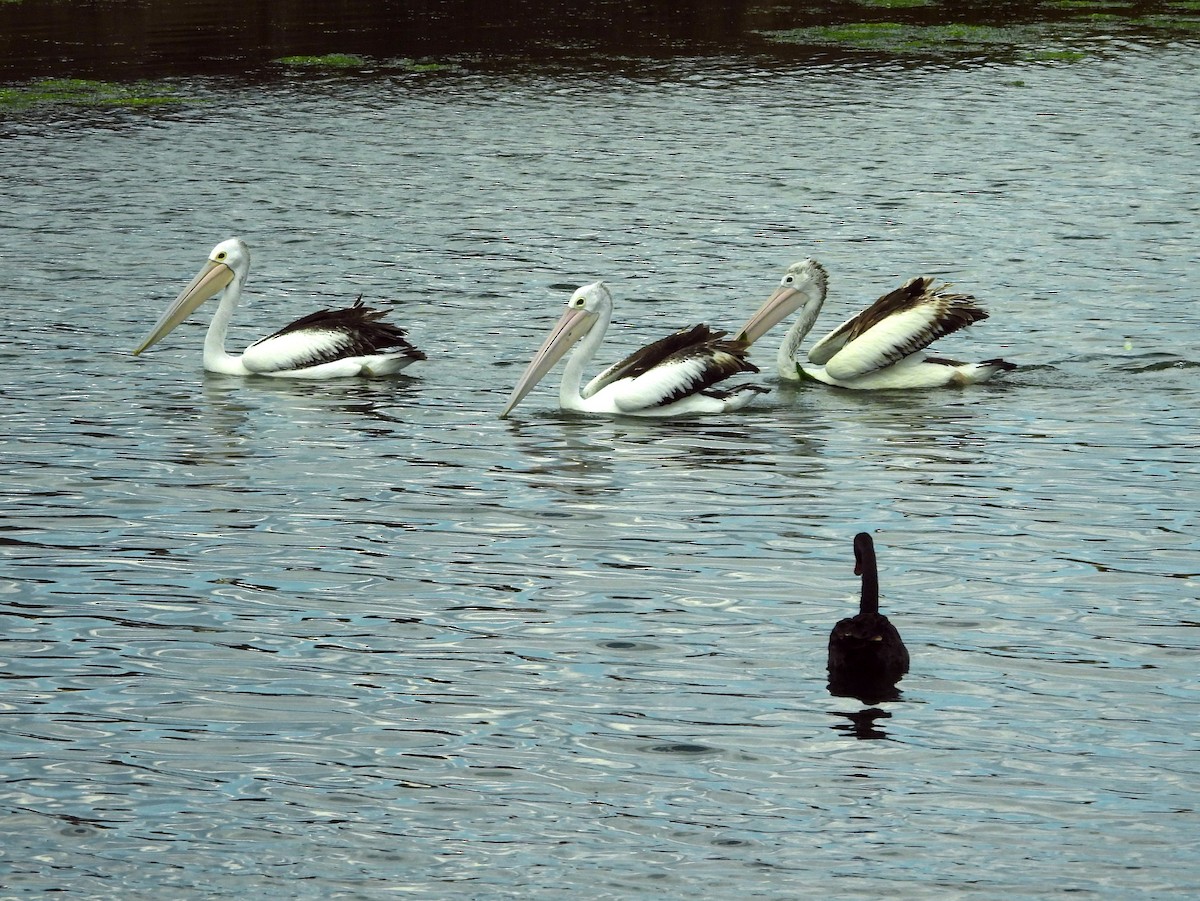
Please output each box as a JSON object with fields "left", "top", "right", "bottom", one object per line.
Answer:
{"left": 133, "top": 238, "right": 425, "bottom": 378}
{"left": 737, "top": 260, "right": 1015, "bottom": 388}
{"left": 498, "top": 281, "right": 768, "bottom": 418}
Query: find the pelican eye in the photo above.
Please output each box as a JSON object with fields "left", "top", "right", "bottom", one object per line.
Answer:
{"left": 216, "top": 252, "right": 227, "bottom": 261}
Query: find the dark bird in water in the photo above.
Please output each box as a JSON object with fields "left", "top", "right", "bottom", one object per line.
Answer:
{"left": 827, "top": 532, "right": 910, "bottom": 702}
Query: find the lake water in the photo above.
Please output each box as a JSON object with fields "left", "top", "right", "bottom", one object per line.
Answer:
{"left": 1, "top": 16, "right": 1198, "bottom": 900}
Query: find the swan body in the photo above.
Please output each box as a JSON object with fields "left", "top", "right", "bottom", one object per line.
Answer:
{"left": 737, "top": 260, "right": 1014, "bottom": 388}
{"left": 133, "top": 238, "right": 425, "bottom": 378}
{"left": 827, "top": 532, "right": 910, "bottom": 701}
{"left": 499, "top": 281, "right": 767, "bottom": 418}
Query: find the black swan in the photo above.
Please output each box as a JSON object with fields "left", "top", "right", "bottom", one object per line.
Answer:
{"left": 827, "top": 533, "right": 910, "bottom": 701}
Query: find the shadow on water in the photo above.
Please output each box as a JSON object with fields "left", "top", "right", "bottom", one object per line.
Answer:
{"left": 830, "top": 706, "right": 896, "bottom": 740}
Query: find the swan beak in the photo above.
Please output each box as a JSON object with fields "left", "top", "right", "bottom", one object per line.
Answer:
{"left": 499, "top": 305, "right": 597, "bottom": 418}
{"left": 133, "top": 259, "right": 235, "bottom": 354}
{"left": 736, "top": 283, "right": 802, "bottom": 346}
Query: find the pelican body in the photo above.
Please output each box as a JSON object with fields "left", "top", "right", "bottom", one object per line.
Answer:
{"left": 827, "top": 532, "right": 910, "bottom": 701}
{"left": 738, "top": 260, "right": 1014, "bottom": 388}
{"left": 133, "top": 238, "right": 425, "bottom": 378}
{"left": 499, "top": 281, "right": 767, "bottom": 418}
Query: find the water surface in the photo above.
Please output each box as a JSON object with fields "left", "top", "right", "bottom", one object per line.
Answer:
{"left": 1, "top": 29, "right": 1198, "bottom": 901}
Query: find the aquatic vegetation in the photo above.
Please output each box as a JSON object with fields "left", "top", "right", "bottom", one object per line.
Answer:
{"left": 1022, "top": 48, "right": 1090, "bottom": 61}
{"left": 272, "top": 54, "right": 453, "bottom": 73}
{"left": 1140, "top": 13, "right": 1200, "bottom": 29}
{"left": 795, "top": 21, "right": 906, "bottom": 48}
{"left": 762, "top": 21, "right": 1049, "bottom": 53}
{"left": 758, "top": 0, "right": 1199, "bottom": 57}
{"left": 0, "top": 78, "right": 192, "bottom": 112}
{"left": 399, "top": 60, "right": 454, "bottom": 72}
{"left": 274, "top": 54, "right": 371, "bottom": 68}
{"left": 855, "top": 0, "right": 935, "bottom": 7}
{"left": 1044, "top": 1, "right": 1130, "bottom": 8}
{"left": 761, "top": 5, "right": 1200, "bottom": 58}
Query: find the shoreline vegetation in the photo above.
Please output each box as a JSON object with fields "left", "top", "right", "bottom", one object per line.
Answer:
{"left": 1, "top": 1, "right": 1197, "bottom": 113}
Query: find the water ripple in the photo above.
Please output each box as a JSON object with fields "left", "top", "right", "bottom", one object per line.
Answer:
{"left": 2, "top": 45, "right": 1198, "bottom": 899}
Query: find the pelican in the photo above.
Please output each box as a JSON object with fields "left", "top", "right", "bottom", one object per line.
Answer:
{"left": 133, "top": 238, "right": 425, "bottom": 378}
{"left": 498, "top": 281, "right": 768, "bottom": 418}
{"left": 737, "top": 259, "right": 1015, "bottom": 388}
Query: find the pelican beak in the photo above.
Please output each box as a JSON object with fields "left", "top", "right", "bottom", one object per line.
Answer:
{"left": 735, "top": 283, "right": 802, "bottom": 346}
{"left": 499, "top": 305, "right": 597, "bottom": 418}
{"left": 133, "top": 258, "right": 235, "bottom": 354}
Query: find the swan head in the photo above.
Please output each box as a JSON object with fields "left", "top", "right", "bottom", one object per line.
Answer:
{"left": 853, "top": 531, "right": 875, "bottom": 576}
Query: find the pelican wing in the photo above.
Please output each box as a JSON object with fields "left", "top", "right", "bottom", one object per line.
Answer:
{"left": 606, "top": 339, "right": 759, "bottom": 412}
{"left": 241, "top": 298, "right": 425, "bottom": 373}
{"left": 807, "top": 277, "right": 931, "bottom": 364}
{"left": 582, "top": 323, "right": 725, "bottom": 398}
{"left": 810, "top": 279, "right": 989, "bottom": 381}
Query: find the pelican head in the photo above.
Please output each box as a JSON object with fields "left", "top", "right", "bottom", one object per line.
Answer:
{"left": 736, "top": 258, "right": 828, "bottom": 346}
{"left": 133, "top": 237, "right": 249, "bottom": 355}
{"left": 499, "top": 281, "right": 610, "bottom": 418}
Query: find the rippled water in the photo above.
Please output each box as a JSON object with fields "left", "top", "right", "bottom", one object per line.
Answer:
{"left": 2, "top": 44, "right": 1198, "bottom": 899}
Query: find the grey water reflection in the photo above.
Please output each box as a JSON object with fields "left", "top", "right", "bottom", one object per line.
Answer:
{"left": 2, "top": 30, "right": 1199, "bottom": 901}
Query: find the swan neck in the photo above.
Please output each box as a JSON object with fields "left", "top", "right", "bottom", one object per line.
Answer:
{"left": 859, "top": 554, "right": 879, "bottom": 615}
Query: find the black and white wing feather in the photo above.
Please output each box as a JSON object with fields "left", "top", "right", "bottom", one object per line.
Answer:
{"left": 242, "top": 297, "right": 425, "bottom": 373}
{"left": 606, "top": 337, "right": 761, "bottom": 413}
{"left": 808, "top": 278, "right": 988, "bottom": 381}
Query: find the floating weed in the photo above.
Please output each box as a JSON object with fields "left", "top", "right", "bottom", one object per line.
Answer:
{"left": 760, "top": 11, "right": 1199, "bottom": 55}
{"left": 274, "top": 53, "right": 370, "bottom": 68}
{"left": 272, "top": 54, "right": 453, "bottom": 73}
{"left": 762, "top": 21, "right": 1045, "bottom": 52}
{"left": 767, "top": 21, "right": 906, "bottom": 49}
{"left": 1043, "top": 0, "right": 1200, "bottom": 32}
{"left": 924, "top": 23, "right": 1016, "bottom": 45}
{"left": 0, "top": 78, "right": 194, "bottom": 112}
{"left": 1139, "top": 12, "right": 1200, "bottom": 29}
{"left": 854, "top": 0, "right": 935, "bottom": 8}
{"left": 1021, "top": 48, "right": 1090, "bottom": 61}
{"left": 1044, "top": 0, "right": 1131, "bottom": 8}
{"left": 399, "top": 60, "right": 455, "bottom": 72}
